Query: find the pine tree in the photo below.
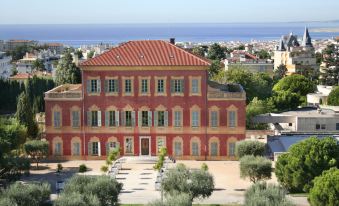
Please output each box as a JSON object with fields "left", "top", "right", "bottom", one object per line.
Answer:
{"left": 55, "top": 50, "right": 81, "bottom": 85}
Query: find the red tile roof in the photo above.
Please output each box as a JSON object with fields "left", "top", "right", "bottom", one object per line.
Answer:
{"left": 81, "top": 40, "right": 210, "bottom": 67}
{"left": 9, "top": 73, "right": 31, "bottom": 79}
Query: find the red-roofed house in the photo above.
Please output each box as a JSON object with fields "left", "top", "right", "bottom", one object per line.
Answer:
{"left": 45, "top": 40, "right": 246, "bottom": 160}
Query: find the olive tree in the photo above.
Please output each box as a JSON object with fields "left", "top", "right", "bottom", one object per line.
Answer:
{"left": 161, "top": 164, "right": 214, "bottom": 201}
{"left": 0, "top": 182, "right": 51, "bottom": 206}
{"left": 309, "top": 168, "right": 339, "bottom": 206}
{"left": 245, "top": 182, "right": 294, "bottom": 206}
{"left": 59, "top": 175, "right": 123, "bottom": 206}
{"left": 148, "top": 193, "right": 192, "bottom": 206}
{"left": 24, "top": 140, "right": 49, "bottom": 169}
{"left": 54, "top": 192, "right": 100, "bottom": 206}
{"left": 240, "top": 155, "right": 272, "bottom": 183}
{"left": 235, "top": 140, "right": 266, "bottom": 158}
{"left": 275, "top": 137, "right": 339, "bottom": 192}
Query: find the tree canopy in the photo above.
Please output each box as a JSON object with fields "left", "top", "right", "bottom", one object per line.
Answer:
{"left": 275, "top": 137, "right": 339, "bottom": 192}
{"left": 246, "top": 97, "right": 275, "bottom": 129}
{"left": 55, "top": 50, "right": 81, "bottom": 85}
{"left": 273, "top": 64, "right": 288, "bottom": 82}
{"left": 273, "top": 74, "right": 315, "bottom": 96}
{"left": 161, "top": 164, "right": 214, "bottom": 201}
{"left": 309, "top": 168, "right": 339, "bottom": 206}
{"left": 207, "top": 43, "right": 226, "bottom": 60}
{"left": 235, "top": 140, "right": 266, "bottom": 158}
{"left": 240, "top": 155, "right": 272, "bottom": 183}
{"left": 327, "top": 86, "right": 339, "bottom": 106}
{"left": 244, "top": 182, "right": 294, "bottom": 206}
{"left": 24, "top": 140, "right": 49, "bottom": 169}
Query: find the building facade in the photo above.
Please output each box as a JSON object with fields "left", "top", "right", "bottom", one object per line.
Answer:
{"left": 0, "top": 52, "right": 12, "bottom": 79}
{"left": 45, "top": 40, "right": 246, "bottom": 160}
{"left": 274, "top": 27, "right": 318, "bottom": 75}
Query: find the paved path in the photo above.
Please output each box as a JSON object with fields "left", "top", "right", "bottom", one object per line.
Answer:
{"left": 21, "top": 158, "right": 309, "bottom": 205}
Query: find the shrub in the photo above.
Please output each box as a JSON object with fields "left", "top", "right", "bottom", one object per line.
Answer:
{"left": 0, "top": 182, "right": 51, "bottom": 206}
{"left": 240, "top": 155, "right": 272, "bottom": 183}
{"left": 245, "top": 182, "right": 294, "bottom": 206}
{"left": 201, "top": 163, "right": 208, "bottom": 171}
{"left": 275, "top": 137, "right": 339, "bottom": 192}
{"left": 101, "top": 165, "right": 108, "bottom": 173}
{"left": 154, "top": 147, "right": 167, "bottom": 171}
{"left": 235, "top": 140, "right": 266, "bottom": 158}
{"left": 148, "top": 193, "right": 192, "bottom": 206}
{"left": 60, "top": 175, "right": 123, "bottom": 206}
{"left": 161, "top": 164, "right": 214, "bottom": 201}
{"left": 79, "top": 164, "right": 87, "bottom": 173}
{"left": 54, "top": 192, "right": 100, "bottom": 206}
{"left": 309, "top": 168, "right": 339, "bottom": 206}
{"left": 327, "top": 86, "right": 339, "bottom": 106}
{"left": 57, "top": 163, "right": 63, "bottom": 173}
{"left": 24, "top": 140, "right": 49, "bottom": 169}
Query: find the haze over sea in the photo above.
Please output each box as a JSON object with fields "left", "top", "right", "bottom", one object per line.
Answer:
{"left": 1, "top": 22, "right": 339, "bottom": 47}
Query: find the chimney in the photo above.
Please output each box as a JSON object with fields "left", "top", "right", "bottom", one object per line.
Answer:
{"left": 170, "top": 38, "right": 175, "bottom": 45}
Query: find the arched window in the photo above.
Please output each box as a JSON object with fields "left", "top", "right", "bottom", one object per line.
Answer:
{"left": 190, "top": 137, "right": 201, "bottom": 156}
{"left": 52, "top": 136, "right": 63, "bottom": 156}
{"left": 209, "top": 137, "right": 220, "bottom": 156}
{"left": 173, "top": 136, "right": 183, "bottom": 156}
{"left": 106, "top": 136, "right": 119, "bottom": 155}
{"left": 71, "top": 137, "right": 81, "bottom": 156}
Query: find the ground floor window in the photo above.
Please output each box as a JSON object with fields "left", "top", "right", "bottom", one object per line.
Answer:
{"left": 229, "top": 142, "right": 236, "bottom": 156}
{"left": 174, "top": 142, "right": 182, "bottom": 156}
{"left": 156, "top": 136, "right": 166, "bottom": 153}
{"left": 125, "top": 137, "right": 133, "bottom": 154}
{"left": 191, "top": 142, "right": 199, "bottom": 156}
{"left": 72, "top": 142, "right": 80, "bottom": 156}
{"left": 210, "top": 142, "right": 218, "bottom": 156}
{"left": 88, "top": 142, "right": 100, "bottom": 156}
{"left": 106, "top": 141, "right": 119, "bottom": 155}
{"left": 55, "top": 142, "right": 62, "bottom": 155}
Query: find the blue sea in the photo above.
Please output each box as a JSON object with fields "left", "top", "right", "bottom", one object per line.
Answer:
{"left": 0, "top": 22, "right": 339, "bottom": 47}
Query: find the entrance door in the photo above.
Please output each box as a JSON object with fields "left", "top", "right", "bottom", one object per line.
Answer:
{"left": 140, "top": 138, "right": 150, "bottom": 155}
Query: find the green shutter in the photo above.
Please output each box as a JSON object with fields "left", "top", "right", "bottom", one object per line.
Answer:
{"left": 97, "top": 80, "right": 101, "bottom": 93}
{"left": 180, "top": 79, "right": 184, "bottom": 93}
{"left": 88, "top": 142, "right": 92, "bottom": 156}
{"left": 105, "top": 111, "right": 109, "bottom": 127}
{"left": 87, "top": 80, "right": 91, "bottom": 93}
{"left": 148, "top": 111, "right": 152, "bottom": 127}
{"left": 154, "top": 111, "right": 158, "bottom": 127}
{"left": 87, "top": 111, "right": 91, "bottom": 126}
{"left": 115, "top": 111, "right": 120, "bottom": 126}
{"left": 170, "top": 80, "right": 175, "bottom": 93}
{"left": 104, "top": 80, "right": 108, "bottom": 93}
{"left": 106, "top": 142, "right": 109, "bottom": 156}
{"left": 98, "top": 111, "right": 102, "bottom": 126}
{"left": 121, "top": 111, "right": 125, "bottom": 126}
{"left": 164, "top": 111, "right": 168, "bottom": 127}
{"left": 115, "top": 79, "right": 119, "bottom": 92}
{"left": 131, "top": 111, "right": 136, "bottom": 126}
{"left": 138, "top": 111, "right": 142, "bottom": 127}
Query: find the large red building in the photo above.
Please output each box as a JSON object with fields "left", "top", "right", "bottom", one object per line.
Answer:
{"left": 45, "top": 40, "right": 246, "bottom": 160}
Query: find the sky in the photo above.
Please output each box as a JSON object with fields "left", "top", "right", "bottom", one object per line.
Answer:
{"left": 0, "top": 0, "right": 339, "bottom": 24}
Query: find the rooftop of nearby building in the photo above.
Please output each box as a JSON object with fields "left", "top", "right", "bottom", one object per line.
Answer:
{"left": 207, "top": 81, "right": 246, "bottom": 100}
{"left": 259, "top": 107, "right": 338, "bottom": 118}
{"left": 44, "top": 84, "right": 82, "bottom": 100}
{"left": 9, "top": 73, "right": 31, "bottom": 80}
{"left": 81, "top": 40, "right": 211, "bottom": 67}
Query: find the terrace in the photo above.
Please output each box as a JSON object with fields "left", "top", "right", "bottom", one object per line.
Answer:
{"left": 44, "top": 84, "right": 82, "bottom": 100}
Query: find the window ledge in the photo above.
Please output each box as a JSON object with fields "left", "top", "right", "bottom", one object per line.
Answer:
{"left": 105, "top": 93, "right": 118, "bottom": 96}
{"left": 88, "top": 93, "right": 100, "bottom": 96}
{"left": 171, "top": 93, "right": 184, "bottom": 96}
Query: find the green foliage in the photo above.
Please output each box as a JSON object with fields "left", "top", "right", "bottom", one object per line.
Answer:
{"left": 245, "top": 182, "right": 294, "bottom": 206}
{"left": 57, "top": 163, "right": 63, "bottom": 173}
{"left": 32, "top": 59, "right": 46, "bottom": 71}
{"left": 235, "top": 140, "right": 266, "bottom": 158}
{"left": 254, "top": 49, "right": 271, "bottom": 59}
{"left": 153, "top": 147, "right": 167, "bottom": 171}
{"left": 207, "top": 43, "right": 226, "bottom": 60}
{"left": 309, "top": 168, "right": 339, "bottom": 206}
{"left": 107, "top": 147, "right": 120, "bottom": 163}
{"left": 24, "top": 140, "right": 49, "bottom": 169}
{"left": 101, "top": 165, "right": 108, "bottom": 173}
{"left": 161, "top": 164, "right": 215, "bottom": 201}
{"left": 0, "top": 79, "right": 25, "bottom": 113}
{"left": 148, "top": 193, "right": 192, "bottom": 206}
{"left": 75, "top": 50, "right": 84, "bottom": 59}
{"left": 55, "top": 50, "right": 81, "bottom": 85}
{"left": 191, "top": 46, "right": 206, "bottom": 57}
{"left": 240, "top": 155, "right": 272, "bottom": 183}
{"left": 201, "top": 163, "right": 208, "bottom": 171}
{"left": 79, "top": 164, "right": 87, "bottom": 173}
{"left": 275, "top": 137, "right": 339, "bottom": 192}
{"left": 224, "top": 69, "right": 273, "bottom": 102}
{"left": 246, "top": 97, "right": 275, "bottom": 129}
{"left": 208, "top": 60, "right": 222, "bottom": 79}
{"left": 321, "top": 44, "right": 339, "bottom": 86}
{"left": 60, "top": 175, "right": 123, "bottom": 206}
{"left": 0, "top": 182, "right": 51, "bottom": 206}
{"left": 54, "top": 192, "right": 100, "bottom": 206}
{"left": 327, "top": 86, "right": 339, "bottom": 106}
{"left": 269, "top": 91, "right": 302, "bottom": 112}
{"left": 274, "top": 64, "right": 288, "bottom": 82}
{"left": 273, "top": 74, "right": 315, "bottom": 97}
{"left": 87, "top": 50, "right": 95, "bottom": 59}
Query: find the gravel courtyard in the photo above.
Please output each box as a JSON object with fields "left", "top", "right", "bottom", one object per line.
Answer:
{"left": 21, "top": 157, "right": 309, "bottom": 205}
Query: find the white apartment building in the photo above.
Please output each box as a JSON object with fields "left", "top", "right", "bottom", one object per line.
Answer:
{"left": 0, "top": 52, "right": 12, "bottom": 79}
